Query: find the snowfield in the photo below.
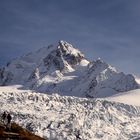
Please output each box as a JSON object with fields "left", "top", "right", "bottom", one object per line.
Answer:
{"left": 107, "top": 89, "right": 140, "bottom": 106}
{"left": 0, "top": 86, "right": 140, "bottom": 140}
{"left": 135, "top": 77, "right": 140, "bottom": 85}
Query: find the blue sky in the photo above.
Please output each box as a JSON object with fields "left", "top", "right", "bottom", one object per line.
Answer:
{"left": 0, "top": 0, "right": 140, "bottom": 76}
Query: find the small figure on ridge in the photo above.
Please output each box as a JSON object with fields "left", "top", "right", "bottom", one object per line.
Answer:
{"left": 2, "top": 111, "right": 7, "bottom": 125}
{"left": 7, "top": 113, "right": 12, "bottom": 126}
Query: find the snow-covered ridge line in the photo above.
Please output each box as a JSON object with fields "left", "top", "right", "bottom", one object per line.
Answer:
{"left": 1, "top": 89, "right": 140, "bottom": 139}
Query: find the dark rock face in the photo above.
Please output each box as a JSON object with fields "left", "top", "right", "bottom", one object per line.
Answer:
{"left": 0, "top": 122, "right": 45, "bottom": 140}
{"left": 59, "top": 41, "right": 84, "bottom": 66}
{"left": 43, "top": 49, "right": 67, "bottom": 72}
{"left": 112, "top": 73, "right": 139, "bottom": 92}
{"left": 0, "top": 68, "right": 5, "bottom": 80}
{"left": 28, "top": 68, "right": 40, "bottom": 81}
{"left": 42, "top": 41, "right": 85, "bottom": 73}
{"left": 0, "top": 68, "right": 13, "bottom": 86}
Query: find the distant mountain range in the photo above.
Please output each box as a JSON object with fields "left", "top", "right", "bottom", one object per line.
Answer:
{"left": 0, "top": 40, "right": 139, "bottom": 97}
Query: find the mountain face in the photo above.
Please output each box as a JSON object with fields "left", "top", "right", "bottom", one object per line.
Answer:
{"left": 71, "top": 59, "right": 139, "bottom": 97}
{"left": 0, "top": 40, "right": 139, "bottom": 97}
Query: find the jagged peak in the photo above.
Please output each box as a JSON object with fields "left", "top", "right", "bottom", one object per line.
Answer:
{"left": 89, "top": 58, "right": 108, "bottom": 71}
{"left": 42, "top": 49, "right": 74, "bottom": 74}
{"left": 42, "top": 40, "right": 87, "bottom": 68}
{"left": 58, "top": 40, "right": 72, "bottom": 47}
{"left": 58, "top": 40, "right": 84, "bottom": 57}
{"left": 87, "top": 59, "right": 118, "bottom": 81}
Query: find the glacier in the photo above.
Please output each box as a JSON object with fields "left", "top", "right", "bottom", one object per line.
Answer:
{"left": 0, "top": 86, "right": 140, "bottom": 139}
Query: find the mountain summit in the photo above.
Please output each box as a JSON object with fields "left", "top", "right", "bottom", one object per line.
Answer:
{"left": 0, "top": 41, "right": 139, "bottom": 97}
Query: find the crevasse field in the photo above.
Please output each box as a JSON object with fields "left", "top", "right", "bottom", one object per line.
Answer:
{"left": 1, "top": 86, "right": 140, "bottom": 140}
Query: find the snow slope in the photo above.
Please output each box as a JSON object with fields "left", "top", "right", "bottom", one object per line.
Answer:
{"left": 1, "top": 86, "right": 140, "bottom": 140}
{"left": 107, "top": 89, "right": 140, "bottom": 106}
{"left": 135, "top": 77, "right": 140, "bottom": 85}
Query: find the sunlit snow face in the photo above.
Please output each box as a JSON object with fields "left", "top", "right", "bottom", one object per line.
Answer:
{"left": 135, "top": 78, "right": 140, "bottom": 85}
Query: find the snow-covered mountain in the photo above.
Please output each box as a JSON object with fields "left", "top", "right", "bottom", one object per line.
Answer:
{"left": 1, "top": 86, "right": 140, "bottom": 139}
{"left": 71, "top": 59, "right": 139, "bottom": 97}
{"left": 0, "top": 40, "right": 140, "bottom": 140}
{"left": 0, "top": 40, "right": 139, "bottom": 97}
